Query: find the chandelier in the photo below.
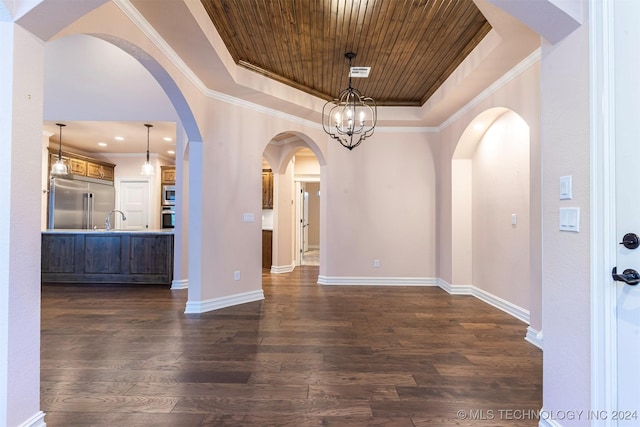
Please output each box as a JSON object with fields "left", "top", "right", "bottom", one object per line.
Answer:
{"left": 322, "top": 52, "right": 377, "bottom": 150}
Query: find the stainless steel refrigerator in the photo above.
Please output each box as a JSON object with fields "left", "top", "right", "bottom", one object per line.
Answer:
{"left": 48, "top": 175, "right": 115, "bottom": 229}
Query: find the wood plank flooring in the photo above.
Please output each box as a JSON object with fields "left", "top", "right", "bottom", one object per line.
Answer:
{"left": 41, "top": 266, "right": 542, "bottom": 426}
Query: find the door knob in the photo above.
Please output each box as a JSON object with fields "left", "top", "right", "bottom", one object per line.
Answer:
{"left": 619, "top": 233, "right": 640, "bottom": 250}
{"left": 612, "top": 266, "right": 640, "bottom": 285}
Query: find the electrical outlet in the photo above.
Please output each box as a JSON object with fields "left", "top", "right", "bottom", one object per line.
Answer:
{"left": 234, "top": 271, "right": 240, "bottom": 281}
{"left": 374, "top": 259, "right": 380, "bottom": 268}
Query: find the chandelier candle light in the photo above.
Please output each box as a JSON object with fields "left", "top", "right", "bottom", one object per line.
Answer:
{"left": 50, "top": 123, "right": 68, "bottom": 175}
{"left": 322, "top": 52, "right": 377, "bottom": 150}
{"left": 140, "top": 123, "right": 155, "bottom": 176}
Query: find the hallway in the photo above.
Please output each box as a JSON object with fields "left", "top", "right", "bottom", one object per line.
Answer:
{"left": 301, "top": 249, "right": 319, "bottom": 266}
{"left": 41, "top": 266, "right": 541, "bottom": 426}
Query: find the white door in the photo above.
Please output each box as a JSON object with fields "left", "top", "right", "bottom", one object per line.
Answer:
{"left": 118, "top": 179, "right": 150, "bottom": 230}
{"left": 611, "top": 0, "right": 640, "bottom": 420}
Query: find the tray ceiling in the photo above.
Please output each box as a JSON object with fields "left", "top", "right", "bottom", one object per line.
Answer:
{"left": 200, "top": 0, "right": 492, "bottom": 107}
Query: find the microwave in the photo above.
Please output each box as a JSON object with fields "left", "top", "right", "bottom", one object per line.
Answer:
{"left": 162, "top": 184, "right": 176, "bottom": 206}
{"left": 161, "top": 206, "right": 175, "bottom": 229}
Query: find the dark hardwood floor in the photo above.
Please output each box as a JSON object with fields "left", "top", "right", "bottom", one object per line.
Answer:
{"left": 41, "top": 266, "right": 542, "bottom": 426}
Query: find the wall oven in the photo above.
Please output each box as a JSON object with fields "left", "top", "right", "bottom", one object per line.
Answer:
{"left": 162, "top": 185, "right": 176, "bottom": 206}
{"left": 161, "top": 206, "right": 175, "bottom": 229}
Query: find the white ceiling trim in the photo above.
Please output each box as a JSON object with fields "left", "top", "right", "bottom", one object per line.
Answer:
{"left": 376, "top": 127, "right": 439, "bottom": 133}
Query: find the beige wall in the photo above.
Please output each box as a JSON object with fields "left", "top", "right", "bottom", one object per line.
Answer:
{"left": 1, "top": 22, "right": 46, "bottom": 426}
{"left": 540, "top": 12, "right": 591, "bottom": 418}
{"left": 451, "top": 159, "right": 472, "bottom": 286}
{"left": 472, "top": 111, "right": 530, "bottom": 309}
{"left": 294, "top": 155, "right": 320, "bottom": 176}
{"left": 325, "top": 132, "right": 438, "bottom": 277}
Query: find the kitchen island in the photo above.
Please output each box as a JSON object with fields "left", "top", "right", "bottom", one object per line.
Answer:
{"left": 41, "top": 229, "right": 174, "bottom": 285}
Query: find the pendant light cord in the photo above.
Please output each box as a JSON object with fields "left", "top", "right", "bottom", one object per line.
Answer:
{"left": 56, "top": 123, "right": 66, "bottom": 160}
{"left": 145, "top": 123, "right": 152, "bottom": 162}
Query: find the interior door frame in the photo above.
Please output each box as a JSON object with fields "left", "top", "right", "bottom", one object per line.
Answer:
{"left": 589, "top": 0, "right": 618, "bottom": 419}
{"left": 294, "top": 178, "right": 320, "bottom": 266}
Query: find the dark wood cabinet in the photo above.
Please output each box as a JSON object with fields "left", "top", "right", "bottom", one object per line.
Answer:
{"left": 262, "top": 230, "right": 272, "bottom": 269}
{"left": 262, "top": 169, "right": 274, "bottom": 209}
{"left": 42, "top": 232, "right": 174, "bottom": 285}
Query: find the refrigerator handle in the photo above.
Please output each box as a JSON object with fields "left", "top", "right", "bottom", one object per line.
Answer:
{"left": 88, "top": 193, "right": 94, "bottom": 229}
{"left": 48, "top": 177, "right": 55, "bottom": 229}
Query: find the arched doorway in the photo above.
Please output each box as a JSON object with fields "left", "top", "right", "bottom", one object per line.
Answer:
{"left": 263, "top": 132, "right": 326, "bottom": 274}
{"left": 452, "top": 108, "right": 532, "bottom": 321}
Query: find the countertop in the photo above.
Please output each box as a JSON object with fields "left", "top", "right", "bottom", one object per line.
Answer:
{"left": 42, "top": 228, "right": 174, "bottom": 235}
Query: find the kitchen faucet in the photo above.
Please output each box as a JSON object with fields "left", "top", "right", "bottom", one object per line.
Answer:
{"left": 105, "top": 209, "right": 126, "bottom": 231}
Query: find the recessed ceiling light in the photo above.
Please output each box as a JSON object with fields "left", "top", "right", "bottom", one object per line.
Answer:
{"left": 163, "top": 137, "right": 172, "bottom": 142}
{"left": 97, "top": 142, "right": 107, "bottom": 147}
{"left": 167, "top": 150, "right": 175, "bottom": 155}
{"left": 115, "top": 136, "right": 124, "bottom": 141}
{"left": 473, "top": 123, "right": 484, "bottom": 131}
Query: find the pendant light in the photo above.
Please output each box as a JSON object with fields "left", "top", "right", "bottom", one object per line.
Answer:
{"left": 50, "top": 123, "right": 68, "bottom": 175}
{"left": 140, "top": 123, "right": 155, "bottom": 176}
{"left": 322, "top": 52, "right": 377, "bottom": 150}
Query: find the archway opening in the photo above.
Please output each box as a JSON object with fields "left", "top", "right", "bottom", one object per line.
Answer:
{"left": 262, "top": 132, "right": 325, "bottom": 274}
{"left": 452, "top": 108, "right": 531, "bottom": 317}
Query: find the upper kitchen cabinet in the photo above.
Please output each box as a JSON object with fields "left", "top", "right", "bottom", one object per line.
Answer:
{"left": 68, "top": 158, "right": 87, "bottom": 176}
{"left": 87, "top": 161, "right": 114, "bottom": 180}
{"left": 48, "top": 148, "right": 115, "bottom": 182}
{"left": 161, "top": 165, "right": 176, "bottom": 184}
{"left": 262, "top": 169, "right": 274, "bottom": 209}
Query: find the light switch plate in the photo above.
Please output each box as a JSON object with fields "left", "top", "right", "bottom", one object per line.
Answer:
{"left": 559, "top": 207, "right": 580, "bottom": 232}
{"left": 560, "top": 175, "right": 572, "bottom": 200}
{"left": 243, "top": 213, "right": 255, "bottom": 223}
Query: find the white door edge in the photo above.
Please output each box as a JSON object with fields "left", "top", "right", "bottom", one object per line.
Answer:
{"left": 294, "top": 181, "right": 303, "bottom": 266}
{"left": 589, "top": 0, "right": 618, "bottom": 422}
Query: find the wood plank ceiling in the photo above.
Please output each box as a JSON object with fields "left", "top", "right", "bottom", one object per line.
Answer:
{"left": 200, "top": 0, "right": 491, "bottom": 107}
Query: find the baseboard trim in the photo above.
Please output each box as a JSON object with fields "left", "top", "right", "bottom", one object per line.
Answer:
{"left": 525, "top": 326, "right": 544, "bottom": 350}
{"left": 271, "top": 262, "right": 295, "bottom": 274}
{"left": 184, "top": 289, "right": 264, "bottom": 314}
{"left": 437, "top": 278, "right": 475, "bottom": 295}
{"left": 18, "top": 411, "right": 46, "bottom": 427}
{"left": 317, "top": 276, "right": 438, "bottom": 286}
{"left": 171, "top": 279, "right": 188, "bottom": 290}
{"left": 438, "top": 278, "right": 530, "bottom": 324}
